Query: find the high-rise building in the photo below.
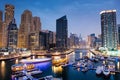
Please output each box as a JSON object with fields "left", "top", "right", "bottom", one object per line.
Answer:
{"left": 56, "top": 15, "right": 68, "bottom": 50}
{"left": 87, "top": 33, "right": 96, "bottom": 48}
{"left": 0, "top": 10, "right": 3, "bottom": 22}
{"left": 39, "top": 30, "right": 49, "bottom": 50}
{"left": 0, "top": 4, "right": 15, "bottom": 48}
{"left": 0, "top": 10, "right": 3, "bottom": 48}
{"left": 118, "top": 24, "right": 120, "bottom": 46}
{"left": 39, "top": 30, "right": 55, "bottom": 50}
{"left": 100, "top": 10, "right": 117, "bottom": 50}
{"left": 5, "top": 4, "right": 14, "bottom": 26}
{"left": 29, "top": 17, "right": 41, "bottom": 50}
{"left": 33, "top": 17, "right": 41, "bottom": 32}
{"left": 29, "top": 32, "right": 39, "bottom": 50}
{"left": 70, "top": 33, "right": 79, "bottom": 48}
{"left": 7, "top": 18, "right": 18, "bottom": 48}
{"left": 17, "top": 10, "right": 33, "bottom": 49}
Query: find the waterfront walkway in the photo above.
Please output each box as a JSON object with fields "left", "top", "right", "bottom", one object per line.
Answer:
{"left": 0, "top": 49, "right": 74, "bottom": 61}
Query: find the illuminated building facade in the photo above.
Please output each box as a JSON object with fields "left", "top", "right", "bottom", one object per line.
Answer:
{"left": 100, "top": 10, "right": 117, "bottom": 50}
{"left": 7, "top": 18, "right": 18, "bottom": 48}
{"left": 5, "top": 4, "right": 14, "bottom": 26}
{"left": 39, "top": 30, "right": 54, "bottom": 50}
{"left": 0, "top": 4, "right": 14, "bottom": 48}
{"left": 18, "top": 10, "right": 41, "bottom": 49}
{"left": 29, "top": 32, "right": 39, "bottom": 50}
{"left": 118, "top": 24, "right": 120, "bottom": 46}
{"left": 0, "top": 10, "right": 3, "bottom": 47}
{"left": 70, "top": 33, "right": 79, "bottom": 48}
{"left": 30, "top": 17, "right": 41, "bottom": 50}
{"left": 56, "top": 15, "right": 68, "bottom": 50}
{"left": 33, "top": 17, "right": 41, "bottom": 32}
{"left": 18, "top": 10, "right": 33, "bottom": 49}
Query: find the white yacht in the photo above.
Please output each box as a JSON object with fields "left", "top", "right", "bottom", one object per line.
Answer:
{"left": 20, "top": 58, "right": 51, "bottom": 64}
{"left": 108, "top": 62, "right": 115, "bottom": 72}
{"left": 103, "top": 67, "right": 110, "bottom": 76}
{"left": 96, "top": 66, "right": 103, "bottom": 75}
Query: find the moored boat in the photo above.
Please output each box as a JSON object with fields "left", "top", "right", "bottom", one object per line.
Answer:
{"left": 95, "top": 66, "right": 103, "bottom": 75}
{"left": 11, "top": 64, "right": 24, "bottom": 72}
{"left": 20, "top": 58, "right": 51, "bottom": 64}
{"left": 11, "top": 63, "right": 35, "bottom": 72}
{"left": 103, "top": 67, "right": 110, "bottom": 76}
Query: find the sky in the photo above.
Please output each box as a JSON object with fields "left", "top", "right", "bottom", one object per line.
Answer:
{"left": 0, "top": 0, "right": 120, "bottom": 39}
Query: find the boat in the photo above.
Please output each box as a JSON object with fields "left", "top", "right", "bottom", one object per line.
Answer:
{"left": 39, "top": 75, "right": 54, "bottom": 80}
{"left": 94, "top": 58, "right": 99, "bottom": 62}
{"left": 11, "top": 64, "right": 35, "bottom": 72}
{"left": 96, "top": 66, "right": 103, "bottom": 75}
{"left": 45, "top": 75, "right": 54, "bottom": 80}
{"left": 20, "top": 58, "right": 51, "bottom": 64}
{"left": 80, "top": 62, "right": 87, "bottom": 68}
{"left": 11, "top": 64, "right": 24, "bottom": 72}
{"left": 103, "top": 67, "right": 110, "bottom": 76}
{"left": 108, "top": 62, "right": 115, "bottom": 72}
{"left": 81, "top": 66, "right": 88, "bottom": 72}
{"left": 27, "top": 69, "right": 42, "bottom": 75}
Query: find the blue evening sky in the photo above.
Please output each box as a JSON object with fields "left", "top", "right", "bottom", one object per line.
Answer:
{"left": 0, "top": 0, "right": 120, "bottom": 38}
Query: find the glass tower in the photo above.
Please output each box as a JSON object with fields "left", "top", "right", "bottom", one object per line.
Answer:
{"left": 56, "top": 15, "right": 68, "bottom": 50}
{"left": 100, "top": 10, "right": 117, "bottom": 50}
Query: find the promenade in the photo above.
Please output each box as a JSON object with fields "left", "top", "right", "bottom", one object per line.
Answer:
{"left": 0, "top": 49, "right": 74, "bottom": 61}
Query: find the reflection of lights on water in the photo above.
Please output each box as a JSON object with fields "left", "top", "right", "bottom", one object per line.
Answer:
{"left": 1, "top": 61, "right": 6, "bottom": 79}
{"left": 32, "top": 56, "right": 35, "bottom": 59}
{"left": 77, "top": 68, "right": 80, "bottom": 71}
{"left": 15, "top": 59, "right": 19, "bottom": 64}
{"left": 80, "top": 52, "right": 82, "bottom": 59}
{"left": 117, "top": 62, "right": 120, "bottom": 69}
{"left": 52, "top": 66, "right": 63, "bottom": 74}
{"left": 103, "top": 61, "right": 105, "bottom": 64}
{"left": 1, "top": 61, "right": 5, "bottom": 68}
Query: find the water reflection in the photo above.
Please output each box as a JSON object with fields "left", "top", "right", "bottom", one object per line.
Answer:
{"left": 80, "top": 52, "right": 82, "bottom": 58}
{"left": 52, "top": 66, "right": 63, "bottom": 74}
{"left": 117, "top": 62, "right": 120, "bottom": 71}
{"left": 1, "top": 61, "right": 6, "bottom": 79}
{"left": 15, "top": 58, "right": 19, "bottom": 64}
{"left": 52, "top": 66, "right": 63, "bottom": 77}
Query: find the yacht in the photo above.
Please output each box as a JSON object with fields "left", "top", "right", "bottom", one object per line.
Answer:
{"left": 81, "top": 66, "right": 88, "bottom": 72}
{"left": 103, "top": 67, "right": 110, "bottom": 76}
{"left": 96, "top": 66, "right": 103, "bottom": 75}
{"left": 11, "top": 64, "right": 24, "bottom": 72}
{"left": 39, "top": 75, "right": 54, "bottom": 80}
{"left": 11, "top": 64, "right": 35, "bottom": 72}
{"left": 108, "top": 62, "right": 115, "bottom": 72}
{"left": 20, "top": 58, "right": 52, "bottom": 64}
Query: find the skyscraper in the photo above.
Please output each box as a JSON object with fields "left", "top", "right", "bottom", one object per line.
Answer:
{"left": 118, "top": 24, "right": 120, "bottom": 46}
{"left": 56, "top": 15, "right": 68, "bottom": 50}
{"left": 5, "top": 4, "right": 14, "bottom": 26}
{"left": 0, "top": 10, "right": 3, "bottom": 47}
{"left": 17, "top": 10, "right": 33, "bottom": 49}
{"left": 0, "top": 10, "right": 3, "bottom": 22}
{"left": 100, "top": 10, "right": 117, "bottom": 50}
{"left": 7, "top": 18, "right": 18, "bottom": 48}
{"left": 0, "top": 4, "right": 15, "bottom": 48}
{"left": 33, "top": 17, "right": 41, "bottom": 32}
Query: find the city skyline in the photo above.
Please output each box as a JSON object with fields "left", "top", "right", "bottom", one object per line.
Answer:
{"left": 0, "top": 0, "right": 120, "bottom": 38}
